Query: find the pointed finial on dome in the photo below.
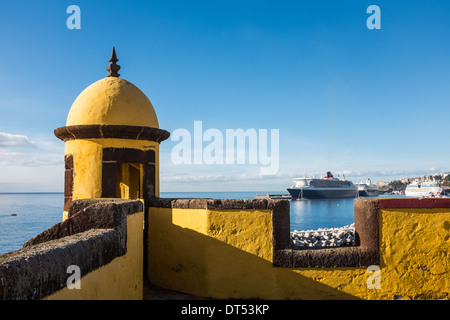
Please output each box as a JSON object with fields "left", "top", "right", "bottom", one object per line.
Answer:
{"left": 107, "top": 47, "right": 121, "bottom": 77}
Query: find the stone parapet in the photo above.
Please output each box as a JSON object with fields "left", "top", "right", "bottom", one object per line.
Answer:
{"left": 0, "top": 199, "right": 143, "bottom": 300}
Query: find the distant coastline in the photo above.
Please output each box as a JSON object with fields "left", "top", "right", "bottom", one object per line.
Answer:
{"left": 0, "top": 192, "right": 64, "bottom": 195}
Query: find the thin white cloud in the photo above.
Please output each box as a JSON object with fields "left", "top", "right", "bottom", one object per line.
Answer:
{"left": 0, "top": 134, "right": 63, "bottom": 191}
{"left": 161, "top": 172, "right": 295, "bottom": 183}
{"left": 0, "top": 148, "right": 61, "bottom": 167}
{"left": 0, "top": 133, "right": 62, "bottom": 168}
{"left": 0, "top": 132, "right": 35, "bottom": 147}
{"left": 160, "top": 167, "right": 449, "bottom": 188}
{"left": 162, "top": 174, "right": 234, "bottom": 182}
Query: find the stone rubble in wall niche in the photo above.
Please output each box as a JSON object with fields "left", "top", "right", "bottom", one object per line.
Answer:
{"left": 291, "top": 223, "right": 355, "bottom": 249}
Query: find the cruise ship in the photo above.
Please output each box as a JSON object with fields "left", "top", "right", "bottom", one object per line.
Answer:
{"left": 405, "top": 180, "right": 443, "bottom": 197}
{"left": 287, "top": 172, "right": 358, "bottom": 200}
{"left": 356, "top": 178, "right": 380, "bottom": 197}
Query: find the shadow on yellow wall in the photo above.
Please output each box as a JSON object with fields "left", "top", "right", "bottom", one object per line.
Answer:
{"left": 148, "top": 207, "right": 363, "bottom": 300}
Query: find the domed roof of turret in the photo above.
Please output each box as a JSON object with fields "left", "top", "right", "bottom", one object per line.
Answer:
{"left": 66, "top": 47, "right": 159, "bottom": 128}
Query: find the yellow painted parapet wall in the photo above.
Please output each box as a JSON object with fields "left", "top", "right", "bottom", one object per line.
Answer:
{"left": 376, "top": 198, "right": 450, "bottom": 299}
{"left": 1, "top": 197, "right": 448, "bottom": 300}
{"left": 0, "top": 199, "right": 144, "bottom": 300}
{"left": 148, "top": 197, "right": 450, "bottom": 300}
{"left": 45, "top": 206, "right": 144, "bottom": 300}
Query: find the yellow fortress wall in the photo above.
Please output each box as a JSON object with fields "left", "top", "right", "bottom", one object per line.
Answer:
{"left": 2, "top": 51, "right": 449, "bottom": 301}
{"left": 44, "top": 208, "right": 144, "bottom": 300}
{"left": 378, "top": 208, "right": 450, "bottom": 299}
{"left": 148, "top": 205, "right": 275, "bottom": 298}
{"left": 147, "top": 198, "right": 450, "bottom": 300}
{"left": 0, "top": 199, "right": 144, "bottom": 300}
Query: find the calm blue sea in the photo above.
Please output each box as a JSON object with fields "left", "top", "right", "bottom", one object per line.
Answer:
{"left": 0, "top": 193, "right": 64, "bottom": 255}
{"left": 0, "top": 192, "right": 400, "bottom": 255}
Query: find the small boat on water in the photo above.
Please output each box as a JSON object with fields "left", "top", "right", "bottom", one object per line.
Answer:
{"left": 405, "top": 180, "right": 443, "bottom": 197}
{"left": 356, "top": 178, "right": 379, "bottom": 197}
{"left": 287, "top": 171, "right": 358, "bottom": 200}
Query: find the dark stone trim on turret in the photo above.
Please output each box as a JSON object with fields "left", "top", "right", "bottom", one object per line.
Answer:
{"left": 0, "top": 199, "right": 143, "bottom": 300}
{"left": 100, "top": 148, "right": 156, "bottom": 284}
{"left": 101, "top": 148, "right": 156, "bottom": 199}
{"left": 64, "top": 154, "right": 74, "bottom": 211}
{"left": 54, "top": 125, "right": 170, "bottom": 143}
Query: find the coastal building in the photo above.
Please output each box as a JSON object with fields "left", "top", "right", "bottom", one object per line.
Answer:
{"left": 374, "top": 180, "right": 387, "bottom": 188}
{"left": 400, "top": 178, "right": 410, "bottom": 184}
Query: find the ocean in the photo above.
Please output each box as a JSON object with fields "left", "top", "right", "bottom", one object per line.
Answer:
{"left": 0, "top": 192, "right": 385, "bottom": 255}
{"left": 0, "top": 193, "right": 64, "bottom": 255}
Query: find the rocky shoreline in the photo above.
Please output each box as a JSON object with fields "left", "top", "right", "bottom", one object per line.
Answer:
{"left": 291, "top": 223, "right": 355, "bottom": 249}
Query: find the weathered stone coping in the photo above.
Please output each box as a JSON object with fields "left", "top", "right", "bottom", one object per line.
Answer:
{"left": 148, "top": 197, "right": 291, "bottom": 253}
{"left": 276, "top": 198, "right": 450, "bottom": 268}
{"left": 149, "top": 197, "right": 361, "bottom": 267}
{"left": 24, "top": 199, "right": 142, "bottom": 248}
{"left": 0, "top": 199, "right": 143, "bottom": 300}
{"left": 149, "top": 197, "right": 283, "bottom": 210}
{"left": 377, "top": 197, "right": 450, "bottom": 208}
{"left": 150, "top": 197, "right": 450, "bottom": 268}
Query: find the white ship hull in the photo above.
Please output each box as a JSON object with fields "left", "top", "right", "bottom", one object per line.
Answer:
{"left": 357, "top": 186, "right": 379, "bottom": 197}
{"left": 356, "top": 179, "right": 379, "bottom": 197}
{"left": 287, "top": 187, "right": 358, "bottom": 199}
{"left": 405, "top": 181, "right": 442, "bottom": 197}
{"left": 287, "top": 171, "right": 357, "bottom": 200}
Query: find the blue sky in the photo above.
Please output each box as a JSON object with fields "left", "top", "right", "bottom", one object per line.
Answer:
{"left": 0, "top": 1, "right": 449, "bottom": 192}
